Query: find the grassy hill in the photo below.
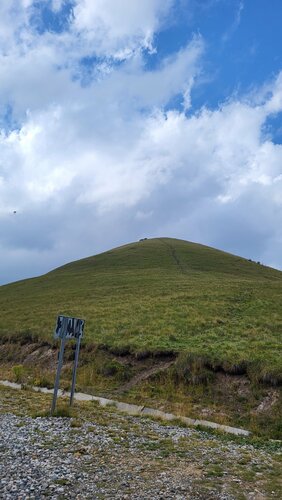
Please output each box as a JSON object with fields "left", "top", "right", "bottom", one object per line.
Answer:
{"left": 0, "top": 237, "right": 281, "bottom": 383}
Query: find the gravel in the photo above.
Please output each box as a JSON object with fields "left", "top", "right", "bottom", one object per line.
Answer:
{"left": 0, "top": 405, "right": 280, "bottom": 499}
{"left": 0, "top": 412, "right": 234, "bottom": 499}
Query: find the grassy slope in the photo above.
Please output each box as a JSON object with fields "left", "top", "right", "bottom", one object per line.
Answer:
{"left": 0, "top": 237, "right": 281, "bottom": 380}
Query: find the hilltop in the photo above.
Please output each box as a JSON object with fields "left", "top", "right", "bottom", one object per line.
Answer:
{"left": 1, "top": 237, "right": 281, "bottom": 378}
{"left": 0, "top": 238, "right": 281, "bottom": 437}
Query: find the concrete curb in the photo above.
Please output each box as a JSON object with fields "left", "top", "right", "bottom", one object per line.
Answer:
{"left": 0, "top": 380, "right": 250, "bottom": 437}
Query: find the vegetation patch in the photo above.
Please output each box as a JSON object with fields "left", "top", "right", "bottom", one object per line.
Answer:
{"left": 0, "top": 238, "right": 281, "bottom": 437}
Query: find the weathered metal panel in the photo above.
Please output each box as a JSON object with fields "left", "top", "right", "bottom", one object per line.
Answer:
{"left": 54, "top": 315, "right": 85, "bottom": 340}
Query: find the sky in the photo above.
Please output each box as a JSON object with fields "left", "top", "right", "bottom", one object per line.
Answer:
{"left": 0, "top": 0, "right": 282, "bottom": 285}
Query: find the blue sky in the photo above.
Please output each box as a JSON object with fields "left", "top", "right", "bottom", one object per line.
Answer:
{"left": 153, "top": 1, "right": 282, "bottom": 115}
{"left": 0, "top": 0, "right": 282, "bottom": 284}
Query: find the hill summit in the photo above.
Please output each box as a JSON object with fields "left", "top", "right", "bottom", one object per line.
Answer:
{"left": 49, "top": 237, "right": 280, "bottom": 278}
{"left": 0, "top": 237, "right": 281, "bottom": 382}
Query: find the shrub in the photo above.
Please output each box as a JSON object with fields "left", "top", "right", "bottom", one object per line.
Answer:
{"left": 53, "top": 406, "right": 72, "bottom": 418}
{"left": 33, "top": 375, "right": 53, "bottom": 389}
{"left": 98, "top": 360, "right": 119, "bottom": 377}
{"left": 12, "top": 364, "right": 25, "bottom": 383}
{"left": 97, "top": 360, "right": 131, "bottom": 381}
{"left": 173, "top": 352, "right": 214, "bottom": 385}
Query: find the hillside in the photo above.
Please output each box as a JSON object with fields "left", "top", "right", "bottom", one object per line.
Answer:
{"left": 0, "top": 237, "right": 281, "bottom": 382}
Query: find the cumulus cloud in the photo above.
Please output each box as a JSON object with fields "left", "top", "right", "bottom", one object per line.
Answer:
{"left": 0, "top": 0, "right": 282, "bottom": 284}
{"left": 73, "top": 0, "right": 174, "bottom": 58}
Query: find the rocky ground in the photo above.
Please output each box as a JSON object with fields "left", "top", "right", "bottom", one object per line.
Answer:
{"left": 0, "top": 386, "right": 281, "bottom": 499}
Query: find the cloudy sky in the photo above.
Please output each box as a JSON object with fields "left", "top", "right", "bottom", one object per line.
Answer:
{"left": 1, "top": 0, "right": 282, "bottom": 284}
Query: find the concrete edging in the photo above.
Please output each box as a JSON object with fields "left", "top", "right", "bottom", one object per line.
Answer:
{"left": 0, "top": 380, "right": 250, "bottom": 437}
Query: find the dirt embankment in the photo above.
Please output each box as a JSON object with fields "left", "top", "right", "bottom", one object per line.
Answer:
{"left": 0, "top": 338, "right": 281, "bottom": 394}
{"left": 0, "top": 341, "right": 57, "bottom": 370}
{"left": 0, "top": 337, "right": 281, "bottom": 437}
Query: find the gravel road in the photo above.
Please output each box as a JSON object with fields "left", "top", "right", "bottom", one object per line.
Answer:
{"left": 0, "top": 388, "right": 281, "bottom": 499}
{"left": 0, "top": 413, "right": 218, "bottom": 499}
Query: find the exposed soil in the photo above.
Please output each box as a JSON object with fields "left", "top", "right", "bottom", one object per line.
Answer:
{"left": 158, "top": 238, "right": 186, "bottom": 273}
{"left": 0, "top": 340, "right": 281, "bottom": 440}
{"left": 115, "top": 360, "right": 175, "bottom": 393}
{"left": 0, "top": 342, "right": 57, "bottom": 369}
{"left": 253, "top": 390, "right": 280, "bottom": 414}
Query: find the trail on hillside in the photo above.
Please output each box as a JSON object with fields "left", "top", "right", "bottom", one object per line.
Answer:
{"left": 115, "top": 360, "right": 175, "bottom": 394}
{"left": 158, "top": 239, "right": 186, "bottom": 274}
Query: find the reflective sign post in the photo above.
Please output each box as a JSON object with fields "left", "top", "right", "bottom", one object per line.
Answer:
{"left": 70, "top": 334, "right": 82, "bottom": 406}
{"left": 51, "top": 335, "right": 66, "bottom": 415}
{"left": 51, "top": 315, "right": 85, "bottom": 415}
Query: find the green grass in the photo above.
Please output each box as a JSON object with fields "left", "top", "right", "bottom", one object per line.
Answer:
{"left": 0, "top": 237, "right": 281, "bottom": 380}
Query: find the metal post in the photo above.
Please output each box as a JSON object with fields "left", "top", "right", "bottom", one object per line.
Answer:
{"left": 51, "top": 335, "right": 66, "bottom": 415}
{"left": 69, "top": 335, "right": 81, "bottom": 406}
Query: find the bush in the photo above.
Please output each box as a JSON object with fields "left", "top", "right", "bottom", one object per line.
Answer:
{"left": 173, "top": 352, "right": 214, "bottom": 385}
{"left": 98, "top": 360, "right": 119, "bottom": 377}
{"left": 33, "top": 375, "right": 53, "bottom": 389}
{"left": 97, "top": 360, "right": 131, "bottom": 381}
{"left": 12, "top": 364, "right": 25, "bottom": 383}
{"left": 53, "top": 406, "right": 73, "bottom": 418}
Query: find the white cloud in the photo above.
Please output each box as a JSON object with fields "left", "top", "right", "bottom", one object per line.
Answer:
{"left": 0, "top": 31, "right": 204, "bottom": 215}
{"left": 0, "top": 1, "right": 30, "bottom": 53}
{"left": 0, "top": 0, "right": 282, "bottom": 283}
{"left": 222, "top": 0, "right": 244, "bottom": 42}
{"left": 51, "top": 0, "right": 65, "bottom": 12}
{"left": 1, "top": 71, "right": 281, "bottom": 219}
{"left": 73, "top": 0, "right": 174, "bottom": 58}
